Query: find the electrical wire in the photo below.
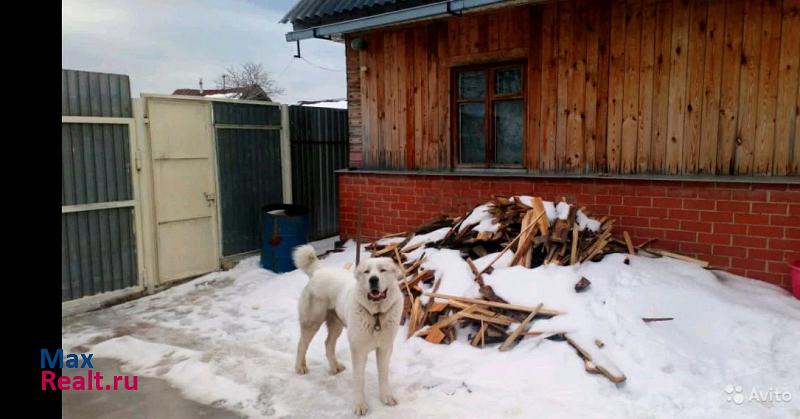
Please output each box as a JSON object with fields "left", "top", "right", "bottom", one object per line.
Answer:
{"left": 299, "top": 56, "right": 344, "bottom": 72}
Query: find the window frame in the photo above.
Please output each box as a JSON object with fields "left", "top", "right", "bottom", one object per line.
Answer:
{"left": 452, "top": 61, "right": 527, "bottom": 169}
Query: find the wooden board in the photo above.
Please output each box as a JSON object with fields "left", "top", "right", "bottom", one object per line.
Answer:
{"left": 650, "top": 0, "right": 674, "bottom": 173}
{"left": 665, "top": 0, "right": 690, "bottom": 175}
{"left": 565, "top": 333, "right": 627, "bottom": 383}
{"left": 346, "top": 0, "right": 799, "bottom": 176}
{"left": 637, "top": 0, "right": 657, "bottom": 172}
{"left": 620, "top": 0, "right": 642, "bottom": 174}
{"left": 698, "top": 0, "right": 726, "bottom": 174}
{"left": 752, "top": 0, "right": 781, "bottom": 174}
{"left": 682, "top": 0, "right": 709, "bottom": 175}
{"left": 774, "top": 0, "right": 800, "bottom": 175}
{"left": 717, "top": 0, "right": 745, "bottom": 175}
{"left": 425, "top": 292, "right": 562, "bottom": 316}
{"left": 606, "top": 0, "right": 626, "bottom": 173}
{"left": 499, "top": 303, "right": 543, "bottom": 351}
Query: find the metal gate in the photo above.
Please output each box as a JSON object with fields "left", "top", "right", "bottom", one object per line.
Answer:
{"left": 289, "top": 106, "right": 348, "bottom": 240}
{"left": 61, "top": 69, "right": 144, "bottom": 302}
{"left": 143, "top": 96, "right": 221, "bottom": 283}
{"left": 213, "top": 101, "right": 285, "bottom": 257}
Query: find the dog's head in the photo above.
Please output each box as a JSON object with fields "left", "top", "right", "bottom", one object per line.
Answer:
{"left": 355, "top": 257, "right": 403, "bottom": 303}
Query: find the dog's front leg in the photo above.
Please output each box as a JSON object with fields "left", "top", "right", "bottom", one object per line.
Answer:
{"left": 351, "top": 346, "right": 369, "bottom": 416}
{"left": 376, "top": 346, "right": 397, "bottom": 406}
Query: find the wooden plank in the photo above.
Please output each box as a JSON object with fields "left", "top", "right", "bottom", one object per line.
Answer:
{"left": 683, "top": 0, "right": 709, "bottom": 175}
{"left": 717, "top": 0, "right": 744, "bottom": 175}
{"left": 698, "top": 0, "right": 726, "bottom": 174}
{"left": 623, "top": 230, "right": 635, "bottom": 254}
{"left": 734, "top": 0, "right": 764, "bottom": 175}
{"left": 532, "top": 197, "right": 550, "bottom": 235}
{"left": 570, "top": 224, "right": 579, "bottom": 265}
{"left": 621, "top": 0, "right": 642, "bottom": 174}
{"left": 637, "top": 0, "right": 657, "bottom": 172}
{"left": 436, "top": 21, "right": 450, "bottom": 169}
{"left": 499, "top": 303, "right": 543, "bottom": 351}
{"left": 651, "top": 0, "right": 674, "bottom": 173}
{"left": 584, "top": 5, "right": 600, "bottom": 172}
{"left": 447, "top": 299, "right": 517, "bottom": 324}
{"left": 753, "top": 0, "right": 782, "bottom": 174}
{"left": 774, "top": 0, "right": 800, "bottom": 175}
{"left": 404, "top": 30, "right": 415, "bottom": 170}
{"left": 665, "top": 0, "right": 690, "bottom": 175}
{"left": 528, "top": 7, "right": 544, "bottom": 172}
{"left": 460, "top": 311, "right": 515, "bottom": 326}
{"left": 645, "top": 248, "right": 710, "bottom": 267}
{"left": 427, "top": 25, "right": 440, "bottom": 169}
{"left": 565, "top": 333, "right": 627, "bottom": 384}
{"left": 606, "top": 0, "right": 627, "bottom": 173}
{"left": 424, "top": 326, "right": 446, "bottom": 344}
{"left": 556, "top": 1, "right": 573, "bottom": 171}
{"left": 429, "top": 304, "right": 479, "bottom": 331}
{"left": 595, "top": 3, "right": 612, "bottom": 171}
{"left": 566, "top": 0, "right": 587, "bottom": 172}
{"left": 425, "top": 292, "right": 562, "bottom": 316}
{"left": 541, "top": 4, "right": 559, "bottom": 171}
{"left": 796, "top": 70, "right": 800, "bottom": 175}
{"left": 374, "top": 34, "right": 385, "bottom": 166}
{"left": 471, "top": 321, "right": 488, "bottom": 347}
{"left": 407, "top": 296, "right": 423, "bottom": 338}
{"left": 412, "top": 28, "right": 424, "bottom": 168}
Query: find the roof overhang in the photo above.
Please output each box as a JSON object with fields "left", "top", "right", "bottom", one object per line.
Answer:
{"left": 284, "top": 0, "right": 509, "bottom": 42}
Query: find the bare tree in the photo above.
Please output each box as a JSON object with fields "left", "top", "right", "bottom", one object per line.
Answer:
{"left": 214, "top": 62, "right": 285, "bottom": 98}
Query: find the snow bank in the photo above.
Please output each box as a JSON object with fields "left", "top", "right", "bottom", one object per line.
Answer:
{"left": 63, "top": 239, "right": 800, "bottom": 419}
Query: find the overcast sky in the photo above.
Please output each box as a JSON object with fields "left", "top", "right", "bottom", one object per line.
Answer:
{"left": 62, "top": 0, "right": 347, "bottom": 104}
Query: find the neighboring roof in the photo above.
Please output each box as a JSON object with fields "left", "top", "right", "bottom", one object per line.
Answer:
{"left": 171, "top": 86, "right": 271, "bottom": 101}
{"left": 298, "top": 99, "right": 348, "bottom": 109}
{"left": 281, "top": 0, "right": 440, "bottom": 28}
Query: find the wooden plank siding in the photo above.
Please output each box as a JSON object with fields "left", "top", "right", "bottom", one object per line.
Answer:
{"left": 345, "top": 0, "right": 800, "bottom": 176}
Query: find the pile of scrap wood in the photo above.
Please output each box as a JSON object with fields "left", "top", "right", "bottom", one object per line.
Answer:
{"left": 360, "top": 195, "right": 646, "bottom": 384}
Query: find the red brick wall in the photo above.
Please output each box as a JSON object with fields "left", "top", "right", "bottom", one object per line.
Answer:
{"left": 339, "top": 172, "right": 800, "bottom": 290}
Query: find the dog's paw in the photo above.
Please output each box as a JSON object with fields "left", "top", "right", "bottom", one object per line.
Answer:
{"left": 353, "top": 402, "right": 369, "bottom": 416}
{"left": 329, "top": 362, "right": 346, "bottom": 375}
{"left": 295, "top": 364, "right": 308, "bottom": 375}
{"left": 380, "top": 394, "right": 398, "bottom": 406}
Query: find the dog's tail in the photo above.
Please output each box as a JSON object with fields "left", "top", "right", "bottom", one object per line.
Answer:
{"left": 292, "top": 245, "right": 321, "bottom": 277}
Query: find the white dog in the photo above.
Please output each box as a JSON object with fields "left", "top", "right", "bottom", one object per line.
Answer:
{"left": 292, "top": 245, "right": 403, "bottom": 416}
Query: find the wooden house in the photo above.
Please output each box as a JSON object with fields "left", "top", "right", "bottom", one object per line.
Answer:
{"left": 283, "top": 0, "right": 800, "bottom": 289}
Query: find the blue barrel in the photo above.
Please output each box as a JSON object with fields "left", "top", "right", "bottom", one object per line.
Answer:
{"left": 260, "top": 204, "right": 310, "bottom": 272}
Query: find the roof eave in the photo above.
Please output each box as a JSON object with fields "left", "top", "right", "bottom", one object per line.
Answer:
{"left": 284, "top": 0, "right": 509, "bottom": 42}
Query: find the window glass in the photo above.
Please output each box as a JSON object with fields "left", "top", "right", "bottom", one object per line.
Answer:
{"left": 459, "top": 103, "right": 486, "bottom": 163}
{"left": 494, "top": 100, "right": 523, "bottom": 164}
{"left": 495, "top": 68, "right": 522, "bottom": 95}
{"left": 459, "top": 71, "right": 485, "bottom": 100}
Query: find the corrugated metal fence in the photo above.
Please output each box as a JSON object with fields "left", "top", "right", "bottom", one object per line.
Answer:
{"left": 289, "top": 106, "right": 349, "bottom": 240}
{"left": 213, "top": 101, "right": 284, "bottom": 256}
{"left": 62, "top": 69, "right": 138, "bottom": 301}
{"left": 62, "top": 69, "right": 349, "bottom": 303}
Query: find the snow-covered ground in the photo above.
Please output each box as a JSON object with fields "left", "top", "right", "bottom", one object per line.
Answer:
{"left": 62, "top": 238, "right": 800, "bottom": 418}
